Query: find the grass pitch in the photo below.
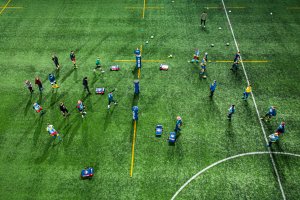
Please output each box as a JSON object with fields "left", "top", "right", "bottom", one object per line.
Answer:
{"left": 0, "top": 0, "right": 300, "bottom": 199}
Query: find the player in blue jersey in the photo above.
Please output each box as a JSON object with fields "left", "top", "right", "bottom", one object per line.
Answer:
{"left": 275, "top": 122, "right": 285, "bottom": 135}
{"left": 134, "top": 48, "right": 141, "bottom": 56}
{"left": 77, "top": 100, "right": 87, "bottom": 118}
{"left": 234, "top": 51, "right": 240, "bottom": 63}
{"left": 266, "top": 132, "right": 279, "bottom": 147}
{"left": 33, "top": 102, "right": 44, "bottom": 114}
{"left": 174, "top": 116, "right": 183, "bottom": 133}
{"left": 107, "top": 89, "right": 117, "bottom": 109}
{"left": 209, "top": 80, "right": 217, "bottom": 97}
{"left": 227, "top": 105, "right": 235, "bottom": 121}
{"left": 261, "top": 106, "right": 277, "bottom": 122}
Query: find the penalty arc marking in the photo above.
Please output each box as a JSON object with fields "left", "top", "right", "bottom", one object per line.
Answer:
{"left": 171, "top": 151, "right": 300, "bottom": 200}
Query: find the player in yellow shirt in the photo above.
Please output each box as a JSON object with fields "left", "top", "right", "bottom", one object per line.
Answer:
{"left": 242, "top": 84, "right": 252, "bottom": 100}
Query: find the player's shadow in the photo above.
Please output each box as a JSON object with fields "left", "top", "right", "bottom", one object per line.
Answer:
{"left": 50, "top": 92, "right": 65, "bottom": 108}
{"left": 268, "top": 143, "right": 287, "bottom": 182}
{"left": 81, "top": 120, "right": 89, "bottom": 148}
{"left": 73, "top": 69, "right": 78, "bottom": 83}
{"left": 103, "top": 106, "right": 116, "bottom": 131}
{"left": 24, "top": 95, "right": 33, "bottom": 116}
{"left": 38, "top": 92, "right": 43, "bottom": 103}
{"left": 91, "top": 74, "right": 99, "bottom": 88}
{"left": 50, "top": 91, "right": 58, "bottom": 108}
{"left": 65, "top": 117, "right": 82, "bottom": 147}
{"left": 16, "top": 119, "right": 39, "bottom": 147}
{"left": 201, "top": 27, "right": 210, "bottom": 34}
{"left": 60, "top": 69, "right": 74, "bottom": 84}
{"left": 132, "top": 66, "right": 138, "bottom": 79}
{"left": 54, "top": 69, "right": 60, "bottom": 80}
{"left": 33, "top": 117, "right": 44, "bottom": 146}
{"left": 225, "top": 122, "right": 234, "bottom": 138}
{"left": 34, "top": 138, "right": 56, "bottom": 164}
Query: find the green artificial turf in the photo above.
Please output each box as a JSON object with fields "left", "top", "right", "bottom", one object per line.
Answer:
{"left": 0, "top": 0, "right": 299, "bottom": 199}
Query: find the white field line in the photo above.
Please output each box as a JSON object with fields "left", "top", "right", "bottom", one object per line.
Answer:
{"left": 171, "top": 151, "right": 300, "bottom": 200}
{"left": 221, "top": 0, "right": 286, "bottom": 199}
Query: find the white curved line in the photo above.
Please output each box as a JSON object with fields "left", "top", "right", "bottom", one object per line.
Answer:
{"left": 171, "top": 151, "right": 300, "bottom": 200}
{"left": 221, "top": 0, "right": 286, "bottom": 199}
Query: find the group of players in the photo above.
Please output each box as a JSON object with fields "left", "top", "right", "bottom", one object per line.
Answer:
{"left": 190, "top": 50, "right": 286, "bottom": 147}
{"left": 25, "top": 50, "right": 119, "bottom": 143}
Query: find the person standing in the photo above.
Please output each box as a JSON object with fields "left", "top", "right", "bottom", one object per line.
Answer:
{"left": 35, "top": 77, "right": 43, "bottom": 93}
{"left": 59, "top": 102, "right": 69, "bottom": 118}
{"left": 174, "top": 116, "right": 183, "bottom": 133}
{"left": 25, "top": 80, "right": 34, "bottom": 94}
{"left": 48, "top": 73, "right": 59, "bottom": 88}
{"left": 134, "top": 48, "right": 141, "bottom": 56}
{"left": 82, "top": 77, "right": 91, "bottom": 94}
{"left": 266, "top": 132, "right": 279, "bottom": 147}
{"left": 94, "top": 57, "right": 104, "bottom": 73}
{"left": 200, "top": 11, "right": 208, "bottom": 27}
{"left": 52, "top": 55, "right": 60, "bottom": 69}
{"left": 190, "top": 49, "right": 200, "bottom": 63}
{"left": 227, "top": 104, "right": 235, "bottom": 121}
{"left": 234, "top": 51, "right": 240, "bottom": 63}
{"left": 70, "top": 51, "right": 77, "bottom": 69}
{"left": 107, "top": 89, "right": 117, "bottom": 109}
{"left": 261, "top": 106, "right": 277, "bottom": 122}
{"left": 77, "top": 100, "right": 87, "bottom": 118}
{"left": 275, "top": 122, "right": 285, "bottom": 135}
{"left": 242, "top": 84, "right": 252, "bottom": 100}
{"left": 209, "top": 80, "right": 217, "bottom": 97}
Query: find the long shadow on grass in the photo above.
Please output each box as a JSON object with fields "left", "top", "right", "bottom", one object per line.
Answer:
{"left": 74, "top": 69, "right": 79, "bottom": 83}
{"left": 268, "top": 144, "right": 288, "bottom": 182}
{"left": 33, "top": 117, "right": 44, "bottom": 146}
{"left": 81, "top": 119, "right": 89, "bottom": 148}
{"left": 65, "top": 117, "right": 82, "bottom": 147}
{"left": 16, "top": 118, "right": 39, "bottom": 147}
{"left": 60, "top": 68, "right": 75, "bottom": 84}
{"left": 103, "top": 106, "right": 116, "bottom": 131}
{"left": 50, "top": 91, "right": 66, "bottom": 108}
{"left": 132, "top": 66, "right": 138, "bottom": 79}
{"left": 24, "top": 95, "right": 33, "bottom": 116}
{"left": 35, "top": 138, "right": 61, "bottom": 164}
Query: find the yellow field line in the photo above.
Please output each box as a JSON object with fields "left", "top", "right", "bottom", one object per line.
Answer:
{"left": 215, "top": 60, "right": 269, "bottom": 63}
{"left": 113, "top": 60, "right": 165, "bottom": 62}
{"left": 0, "top": 6, "right": 22, "bottom": 9}
{"left": 138, "top": 68, "right": 141, "bottom": 79}
{"left": 126, "top": 6, "right": 164, "bottom": 9}
{"left": 140, "top": 44, "right": 143, "bottom": 56}
{"left": 142, "top": 0, "right": 146, "bottom": 19}
{"left": 205, "top": 6, "right": 246, "bottom": 9}
{"left": 130, "top": 120, "right": 137, "bottom": 177}
{"left": 0, "top": 0, "right": 13, "bottom": 15}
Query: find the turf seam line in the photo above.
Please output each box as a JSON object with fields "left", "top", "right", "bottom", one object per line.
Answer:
{"left": 221, "top": 0, "right": 286, "bottom": 199}
{"left": 0, "top": 0, "right": 12, "bottom": 15}
{"left": 171, "top": 152, "right": 300, "bottom": 200}
{"left": 142, "top": 0, "right": 146, "bottom": 19}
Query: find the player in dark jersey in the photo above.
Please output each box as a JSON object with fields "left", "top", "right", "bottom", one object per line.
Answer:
{"left": 70, "top": 51, "right": 77, "bottom": 69}
{"left": 52, "top": 55, "right": 60, "bottom": 69}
